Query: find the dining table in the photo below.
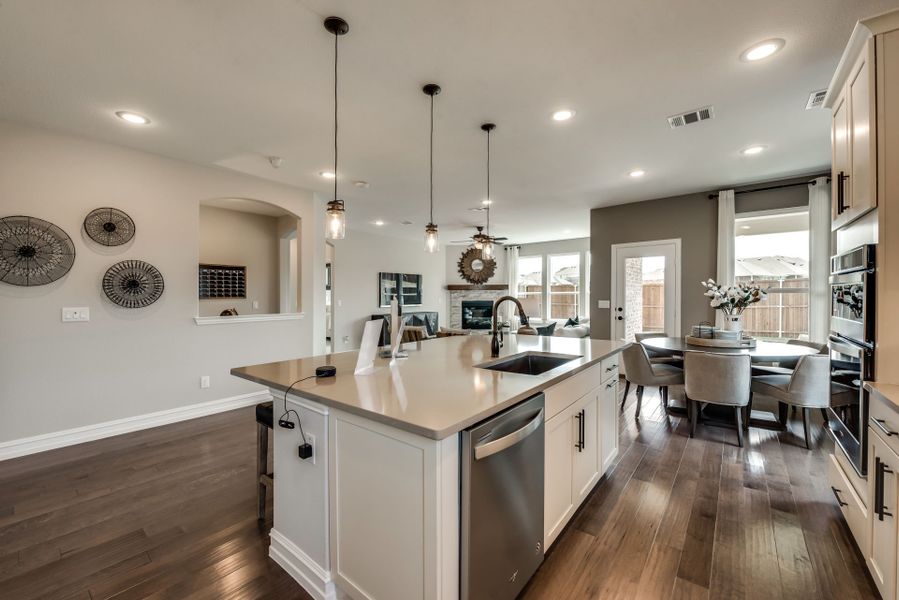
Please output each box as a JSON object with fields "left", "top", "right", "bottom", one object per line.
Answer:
{"left": 639, "top": 336, "right": 820, "bottom": 430}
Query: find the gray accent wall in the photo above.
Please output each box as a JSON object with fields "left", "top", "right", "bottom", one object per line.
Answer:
{"left": 589, "top": 174, "right": 822, "bottom": 340}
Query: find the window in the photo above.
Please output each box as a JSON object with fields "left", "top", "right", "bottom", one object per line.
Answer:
{"left": 549, "top": 254, "right": 580, "bottom": 320}
{"left": 516, "top": 256, "right": 543, "bottom": 319}
{"left": 735, "top": 210, "right": 809, "bottom": 340}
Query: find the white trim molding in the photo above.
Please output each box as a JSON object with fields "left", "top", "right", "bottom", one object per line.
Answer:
{"left": 0, "top": 390, "right": 271, "bottom": 462}
{"left": 194, "top": 312, "right": 305, "bottom": 326}
{"left": 270, "top": 529, "right": 341, "bottom": 600}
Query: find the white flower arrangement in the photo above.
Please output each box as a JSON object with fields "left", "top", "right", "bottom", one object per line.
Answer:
{"left": 700, "top": 278, "right": 767, "bottom": 315}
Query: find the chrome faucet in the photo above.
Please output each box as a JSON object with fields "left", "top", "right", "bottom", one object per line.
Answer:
{"left": 491, "top": 295, "right": 538, "bottom": 357}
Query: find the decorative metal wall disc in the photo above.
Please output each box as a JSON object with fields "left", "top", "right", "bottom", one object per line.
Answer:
{"left": 0, "top": 215, "right": 76, "bottom": 286}
{"left": 84, "top": 207, "right": 135, "bottom": 246}
{"left": 457, "top": 247, "right": 496, "bottom": 285}
{"left": 103, "top": 260, "right": 164, "bottom": 308}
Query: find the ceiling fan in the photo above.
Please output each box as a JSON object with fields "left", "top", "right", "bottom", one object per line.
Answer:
{"left": 448, "top": 225, "right": 508, "bottom": 246}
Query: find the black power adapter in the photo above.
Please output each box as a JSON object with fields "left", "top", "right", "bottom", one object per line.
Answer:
{"left": 278, "top": 366, "right": 337, "bottom": 461}
{"left": 298, "top": 443, "right": 313, "bottom": 459}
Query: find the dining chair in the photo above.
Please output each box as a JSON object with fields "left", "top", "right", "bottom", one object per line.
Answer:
{"left": 751, "top": 339, "right": 828, "bottom": 376}
{"left": 684, "top": 352, "right": 752, "bottom": 447}
{"left": 750, "top": 353, "right": 833, "bottom": 449}
{"left": 620, "top": 343, "right": 684, "bottom": 417}
{"left": 635, "top": 332, "right": 684, "bottom": 368}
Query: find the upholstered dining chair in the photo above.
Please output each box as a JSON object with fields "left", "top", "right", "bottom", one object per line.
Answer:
{"left": 750, "top": 353, "right": 833, "bottom": 449}
{"left": 751, "top": 339, "right": 828, "bottom": 376}
{"left": 620, "top": 343, "right": 684, "bottom": 417}
{"left": 635, "top": 332, "right": 684, "bottom": 368}
{"left": 684, "top": 352, "right": 752, "bottom": 447}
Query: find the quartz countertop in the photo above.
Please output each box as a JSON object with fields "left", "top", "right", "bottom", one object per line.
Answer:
{"left": 865, "top": 382, "right": 899, "bottom": 410}
{"left": 231, "top": 334, "right": 628, "bottom": 440}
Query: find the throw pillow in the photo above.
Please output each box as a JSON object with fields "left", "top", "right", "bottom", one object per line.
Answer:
{"left": 564, "top": 316, "right": 579, "bottom": 327}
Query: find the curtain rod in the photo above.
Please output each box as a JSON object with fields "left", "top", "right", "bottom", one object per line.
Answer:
{"left": 706, "top": 176, "right": 830, "bottom": 200}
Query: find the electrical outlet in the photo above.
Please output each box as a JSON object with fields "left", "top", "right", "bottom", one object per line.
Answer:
{"left": 62, "top": 307, "right": 90, "bottom": 322}
{"left": 200, "top": 375, "right": 210, "bottom": 389}
{"left": 305, "top": 433, "right": 316, "bottom": 464}
{"left": 342, "top": 335, "right": 350, "bottom": 345}
{"left": 252, "top": 300, "right": 259, "bottom": 309}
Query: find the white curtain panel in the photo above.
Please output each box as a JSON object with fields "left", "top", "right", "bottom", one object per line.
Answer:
{"left": 505, "top": 245, "right": 520, "bottom": 325}
{"left": 716, "top": 189, "right": 736, "bottom": 328}
{"left": 808, "top": 176, "right": 832, "bottom": 343}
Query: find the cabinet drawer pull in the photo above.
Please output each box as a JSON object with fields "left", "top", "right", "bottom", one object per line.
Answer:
{"left": 574, "top": 410, "right": 584, "bottom": 452}
{"left": 606, "top": 382, "right": 615, "bottom": 389}
{"left": 831, "top": 486, "right": 849, "bottom": 507}
{"left": 605, "top": 364, "right": 618, "bottom": 372}
{"left": 872, "top": 418, "right": 898, "bottom": 437}
{"left": 875, "top": 456, "right": 894, "bottom": 520}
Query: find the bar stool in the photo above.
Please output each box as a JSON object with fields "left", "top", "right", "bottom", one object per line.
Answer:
{"left": 256, "top": 401, "right": 274, "bottom": 522}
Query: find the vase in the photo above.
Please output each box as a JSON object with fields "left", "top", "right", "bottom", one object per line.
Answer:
{"left": 721, "top": 314, "right": 743, "bottom": 333}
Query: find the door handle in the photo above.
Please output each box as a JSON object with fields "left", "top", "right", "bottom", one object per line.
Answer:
{"left": 875, "top": 456, "right": 894, "bottom": 520}
{"left": 474, "top": 409, "right": 544, "bottom": 460}
{"left": 872, "top": 418, "right": 898, "bottom": 437}
{"left": 836, "top": 171, "right": 845, "bottom": 214}
{"left": 831, "top": 486, "right": 849, "bottom": 507}
{"left": 574, "top": 410, "right": 585, "bottom": 452}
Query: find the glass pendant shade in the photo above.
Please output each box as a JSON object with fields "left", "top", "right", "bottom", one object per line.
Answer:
{"left": 482, "top": 240, "right": 494, "bottom": 259}
{"left": 326, "top": 199, "right": 346, "bottom": 240}
{"left": 424, "top": 223, "right": 439, "bottom": 253}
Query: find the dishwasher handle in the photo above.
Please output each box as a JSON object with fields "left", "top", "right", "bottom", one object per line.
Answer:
{"left": 474, "top": 409, "right": 544, "bottom": 461}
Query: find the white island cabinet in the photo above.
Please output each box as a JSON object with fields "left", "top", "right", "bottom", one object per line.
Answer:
{"left": 233, "top": 335, "right": 626, "bottom": 600}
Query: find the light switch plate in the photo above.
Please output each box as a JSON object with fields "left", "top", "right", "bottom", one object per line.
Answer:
{"left": 596, "top": 300, "right": 610, "bottom": 309}
{"left": 62, "top": 307, "right": 90, "bottom": 322}
{"left": 200, "top": 376, "right": 210, "bottom": 389}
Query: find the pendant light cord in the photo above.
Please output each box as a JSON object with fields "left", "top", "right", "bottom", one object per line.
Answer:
{"left": 429, "top": 93, "right": 434, "bottom": 224}
{"left": 486, "top": 128, "right": 491, "bottom": 235}
{"left": 333, "top": 30, "right": 339, "bottom": 204}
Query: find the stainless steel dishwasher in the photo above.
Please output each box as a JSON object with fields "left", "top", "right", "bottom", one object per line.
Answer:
{"left": 461, "top": 393, "right": 545, "bottom": 600}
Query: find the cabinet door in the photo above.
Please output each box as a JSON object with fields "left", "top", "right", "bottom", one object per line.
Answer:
{"left": 831, "top": 88, "right": 850, "bottom": 228}
{"left": 544, "top": 407, "right": 575, "bottom": 549}
{"left": 572, "top": 392, "right": 600, "bottom": 504}
{"left": 868, "top": 432, "right": 898, "bottom": 600}
{"left": 599, "top": 379, "right": 620, "bottom": 473}
{"left": 848, "top": 39, "right": 877, "bottom": 222}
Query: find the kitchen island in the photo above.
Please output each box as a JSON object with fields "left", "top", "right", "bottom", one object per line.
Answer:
{"left": 232, "top": 334, "right": 627, "bottom": 600}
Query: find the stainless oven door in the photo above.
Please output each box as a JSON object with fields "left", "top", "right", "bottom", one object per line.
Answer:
{"left": 827, "top": 335, "right": 872, "bottom": 476}
{"left": 829, "top": 270, "right": 873, "bottom": 346}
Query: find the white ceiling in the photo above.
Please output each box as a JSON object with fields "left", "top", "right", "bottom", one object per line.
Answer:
{"left": 1, "top": 0, "right": 897, "bottom": 244}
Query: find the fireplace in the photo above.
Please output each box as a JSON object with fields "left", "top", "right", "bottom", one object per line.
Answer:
{"left": 462, "top": 300, "right": 493, "bottom": 330}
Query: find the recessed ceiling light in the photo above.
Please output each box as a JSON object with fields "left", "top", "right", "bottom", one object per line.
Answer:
{"left": 629, "top": 169, "right": 646, "bottom": 178}
{"left": 741, "top": 145, "right": 766, "bottom": 156}
{"left": 115, "top": 111, "right": 150, "bottom": 125}
{"left": 740, "top": 225, "right": 752, "bottom": 230}
{"left": 319, "top": 171, "right": 336, "bottom": 179}
{"left": 373, "top": 220, "right": 385, "bottom": 226}
{"left": 552, "top": 109, "right": 575, "bottom": 122}
{"left": 741, "top": 38, "right": 785, "bottom": 62}
{"left": 353, "top": 180, "right": 369, "bottom": 188}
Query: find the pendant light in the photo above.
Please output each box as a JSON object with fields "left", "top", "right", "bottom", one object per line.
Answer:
{"left": 481, "top": 123, "right": 496, "bottom": 259}
{"left": 423, "top": 83, "right": 441, "bottom": 253}
{"left": 324, "top": 16, "right": 349, "bottom": 240}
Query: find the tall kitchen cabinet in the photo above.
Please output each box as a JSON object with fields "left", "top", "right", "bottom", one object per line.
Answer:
{"left": 543, "top": 354, "right": 620, "bottom": 549}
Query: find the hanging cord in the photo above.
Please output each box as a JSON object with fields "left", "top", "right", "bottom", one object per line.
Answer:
{"left": 333, "top": 29, "right": 339, "bottom": 204}
{"left": 429, "top": 92, "right": 435, "bottom": 224}
{"left": 486, "top": 128, "right": 490, "bottom": 236}
{"left": 278, "top": 375, "right": 316, "bottom": 445}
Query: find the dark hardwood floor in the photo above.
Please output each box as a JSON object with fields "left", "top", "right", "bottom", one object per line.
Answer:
{"left": 0, "top": 386, "right": 877, "bottom": 599}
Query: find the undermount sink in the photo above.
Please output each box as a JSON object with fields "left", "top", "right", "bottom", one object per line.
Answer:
{"left": 477, "top": 351, "right": 582, "bottom": 376}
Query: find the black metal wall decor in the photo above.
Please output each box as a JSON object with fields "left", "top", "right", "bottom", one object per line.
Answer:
{"left": 103, "top": 260, "right": 165, "bottom": 308}
{"left": 83, "top": 207, "right": 135, "bottom": 246}
{"left": 0, "top": 215, "right": 76, "bottom": 286}
{"left": 457, "top": 247, "right": 496, "bottom": 285}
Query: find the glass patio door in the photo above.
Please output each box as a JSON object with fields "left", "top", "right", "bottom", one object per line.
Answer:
{"left": 611, "top": 240, "right": 680, "bottom": 343}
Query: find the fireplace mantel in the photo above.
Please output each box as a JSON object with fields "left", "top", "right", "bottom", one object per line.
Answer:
{"left": 445, "top": 284, "right": 508, "bottom": 291}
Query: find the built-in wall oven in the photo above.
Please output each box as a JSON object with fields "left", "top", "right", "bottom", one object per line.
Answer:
{"left": 828, "top": 244, "right": 876, "bottom": 476}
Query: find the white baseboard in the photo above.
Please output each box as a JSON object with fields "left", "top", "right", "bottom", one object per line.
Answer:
{"left": 0, "top": 390, "right": 272, "bottom": 462}
{"left": 269, "top": 529, "right": 340, "bottom": 600}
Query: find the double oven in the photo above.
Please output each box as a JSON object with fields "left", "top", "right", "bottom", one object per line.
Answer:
{"left": 828, "top": 244, "right": 876, "bottom": 476}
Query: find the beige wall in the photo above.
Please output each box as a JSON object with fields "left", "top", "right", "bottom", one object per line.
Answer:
{"left": 331, "top": 229, "right": 446, "bottom": 351}
{"left": 198, "top": 205, "right": 280, "bottom": 316}
{"left": 0, "top": 121, "right": 323, "bottom": 443}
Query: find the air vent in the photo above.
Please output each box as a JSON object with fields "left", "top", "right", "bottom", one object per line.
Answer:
{"left": 806, "top": 89, "right": 827, "bottom": 110}
{"left": 667, "top": 106, "right": 714, "bottom": 129}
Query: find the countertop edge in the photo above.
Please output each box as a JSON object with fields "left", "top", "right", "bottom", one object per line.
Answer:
{"left": 231, "top": 344, "right": 626, "bottom": 440}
